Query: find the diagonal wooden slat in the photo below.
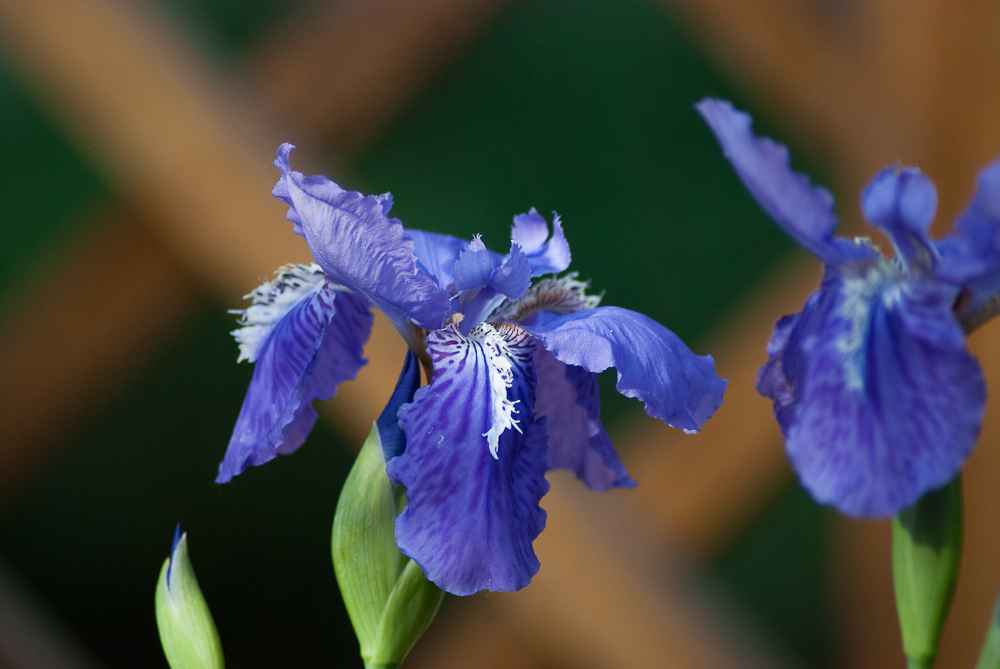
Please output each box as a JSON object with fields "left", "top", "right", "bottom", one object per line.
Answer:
{"left": 0, "top": 218, "right": 200, "bottom": 501}
{"left": 629, "top": 256, "right": 819, "bottom": 555}
{"left": 254, "top": 0, "right": 510, "bottom": 156}
{"left": 0, "top": 0, "right": 309, "bottom": 299}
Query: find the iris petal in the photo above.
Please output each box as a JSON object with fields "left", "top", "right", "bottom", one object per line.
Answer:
{"left": 272, "top": 144, "right": 451, "bottom": 331}
{"left": 375, "top": 350, "right": 421, "bottom": 460}
{"left": 405, "top": 228, "right": 471, "bottom": 291}
{"left": 218, "top": 280, "right": 372, "bottom": 483}
{"left": 861, "top": 167, "right": 938, "bottom": 267}
{"left": 777, "top": 268, "right": 985, "bottom": 517}
{"left": 534, "top": 348, "right": 635, "bottom": 491}
{"left": 490, "top": 243, "right": 531, "bottom": 300}
{"left": 937, "top": 158, "right": 1000, "bottom": 323}
{"left": 390, "top": 323, "right": 548, "bottom": 595}
{"left": 511, "top": 209, "right": 571, "bottom": 276}
{"left": 696, "top": 99, "right": 873, "bottom": 264}
{"left": 525, "top": 306, "right": 726, "bottom": 432}
{"left": 756, "top": 311, "right": 803, "bottom": 433}
{"left": 454, "top": 237, "right": 531, "bottom": 301}
{"left": 453, "top": 237, "right": 495, "bottom": 292}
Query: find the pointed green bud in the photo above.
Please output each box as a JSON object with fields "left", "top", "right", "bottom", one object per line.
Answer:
{"left": 976, "top": 590, "right": 1000, "bottom": 669}
{"left": 892, "top": 476, "right": 963, "bottom": 669}
{"left": 155, "top": 527, "right": 225, "bottom": 669}
{"left": 332, "top": 424, "right": 443, "bottom": 669}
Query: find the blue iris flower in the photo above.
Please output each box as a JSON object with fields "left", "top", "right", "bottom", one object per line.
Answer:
{"left": 216, "top": 143, "right": 726, "bottom": 595}
{"left": 698, "top": 98, "right": 1000, "bottom": 518}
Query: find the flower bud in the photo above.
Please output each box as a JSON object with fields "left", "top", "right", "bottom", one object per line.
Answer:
{"left": 332, "top": 423, "right": 442, "bottom": 668}
{"left": 155, "top": 527, "right": 225, "bottom": 669}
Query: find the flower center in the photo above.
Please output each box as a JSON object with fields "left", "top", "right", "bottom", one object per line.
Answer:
{"left": 494, "top": 272, "right": 602, "bottom": 323}
{"left": 835, "top": 256, "right": 905, "bottom": 393}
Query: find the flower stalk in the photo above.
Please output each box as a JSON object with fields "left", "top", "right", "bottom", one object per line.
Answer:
{"left": 892, "top": 477, "right": 963, "bottom": 668}
{"left": 332, "top": 423, "right": 443, "bottom": 668}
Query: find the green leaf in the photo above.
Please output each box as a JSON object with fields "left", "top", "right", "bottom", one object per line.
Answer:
{"left": 976, "top": 590, "right": 1000, "bottom": 669}
{"left": 331, "top": 423, "right": 405, "bottom": 660}
{"left": 155, "top": 531, "right": 225, "bottom": 669}
{"left": 892, "top": 476, "right": 963, "bottom": 666}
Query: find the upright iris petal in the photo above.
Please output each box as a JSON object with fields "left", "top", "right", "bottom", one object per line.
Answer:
{"left": 454, "top": 237, "right": 531, "bottom": 299}
{"left": 489, "top": 244, "right": 532, "bottom": 300}
{"left": 511, "top": 209, "right": 571, "bottom": 276}
{"left": 453, "top": 237, "right": 495, "bottom": 291}
{"left": 404, "top": 228, "right": 472, "bottom": 292}
{"left": 861, "top": 167, "right": 938, "bottom": 266}
{"left": 700, "top": 97, "right": 997, "bottom": 517}
{"left": 696, "top": 99, "right": 874, "bottom": 265}
{"left": 273, "top": 144, "right": 451, "bottom": 332}
{"left": 218, "top": 265, "right": 372, "bottom": 483}
{"left": 390, "top": 323, "right": 548, "bottom": 595}
{"left": 454, "top": 238, "right": 532, "bottom": 333}
{"left": 937, "top": 158, "right": 1000, "bottom": 325}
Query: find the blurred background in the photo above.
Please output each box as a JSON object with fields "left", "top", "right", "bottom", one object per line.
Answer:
{"left": 2, "top": 0, "right": 1000, "bottom": 666}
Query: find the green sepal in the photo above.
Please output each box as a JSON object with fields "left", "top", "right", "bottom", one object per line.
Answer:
{"left": 332, "top": 423, "right": 442, "bottom": 668}
{"left": 892, "top": 476, "right": 963, "bottom": 667}
{"left": 976, "top": 590, "right": 1000, "bottom": 669}
{"left": 368, "top": 558, "right": 445, "bottom": 668}
{"left": 332, "top": 423, "right": 402, "bottom": 659}
{"left": 155, "top": 532, "right": 225, "bottom": 669}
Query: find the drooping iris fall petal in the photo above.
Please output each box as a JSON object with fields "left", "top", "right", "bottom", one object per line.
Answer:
{"left": 533, "top": 348, "right": 634, "bottom": 491}
{"left": 767, "top": 267, "right": 985, "bottom": 516}
{"left": 390, "top": 323, "right": 549, "bottom": 595}
{"left": 526, "top": 306, "right": 726, "bottom": 433}
{"left": 218, "top": 266, "right": 372, "bottom": 483}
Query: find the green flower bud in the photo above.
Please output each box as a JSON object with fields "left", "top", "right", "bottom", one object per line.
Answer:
{"left": 332, "top": 423, "right": 443, "bottom": 669}
{"left": 155, "top": 527, "right": 225, "bottom": 669}
{"left": 893, "top": 476, "right": 963, "bottom": 669}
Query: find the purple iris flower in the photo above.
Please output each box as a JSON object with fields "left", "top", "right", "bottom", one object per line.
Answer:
{"left": 698, "top": 98, "right": 1000, "bottom": 518}
{"left": 217, "top": 143, "right": 726, "bottom": 595}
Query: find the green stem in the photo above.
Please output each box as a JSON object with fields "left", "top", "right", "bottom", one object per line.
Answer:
{"left": 892, "top": 477, "right": 962, "bottom": 667}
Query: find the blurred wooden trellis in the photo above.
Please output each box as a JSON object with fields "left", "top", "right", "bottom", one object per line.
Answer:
{"left": 1, "top": 0, "right": 1000, "bottom": 666}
